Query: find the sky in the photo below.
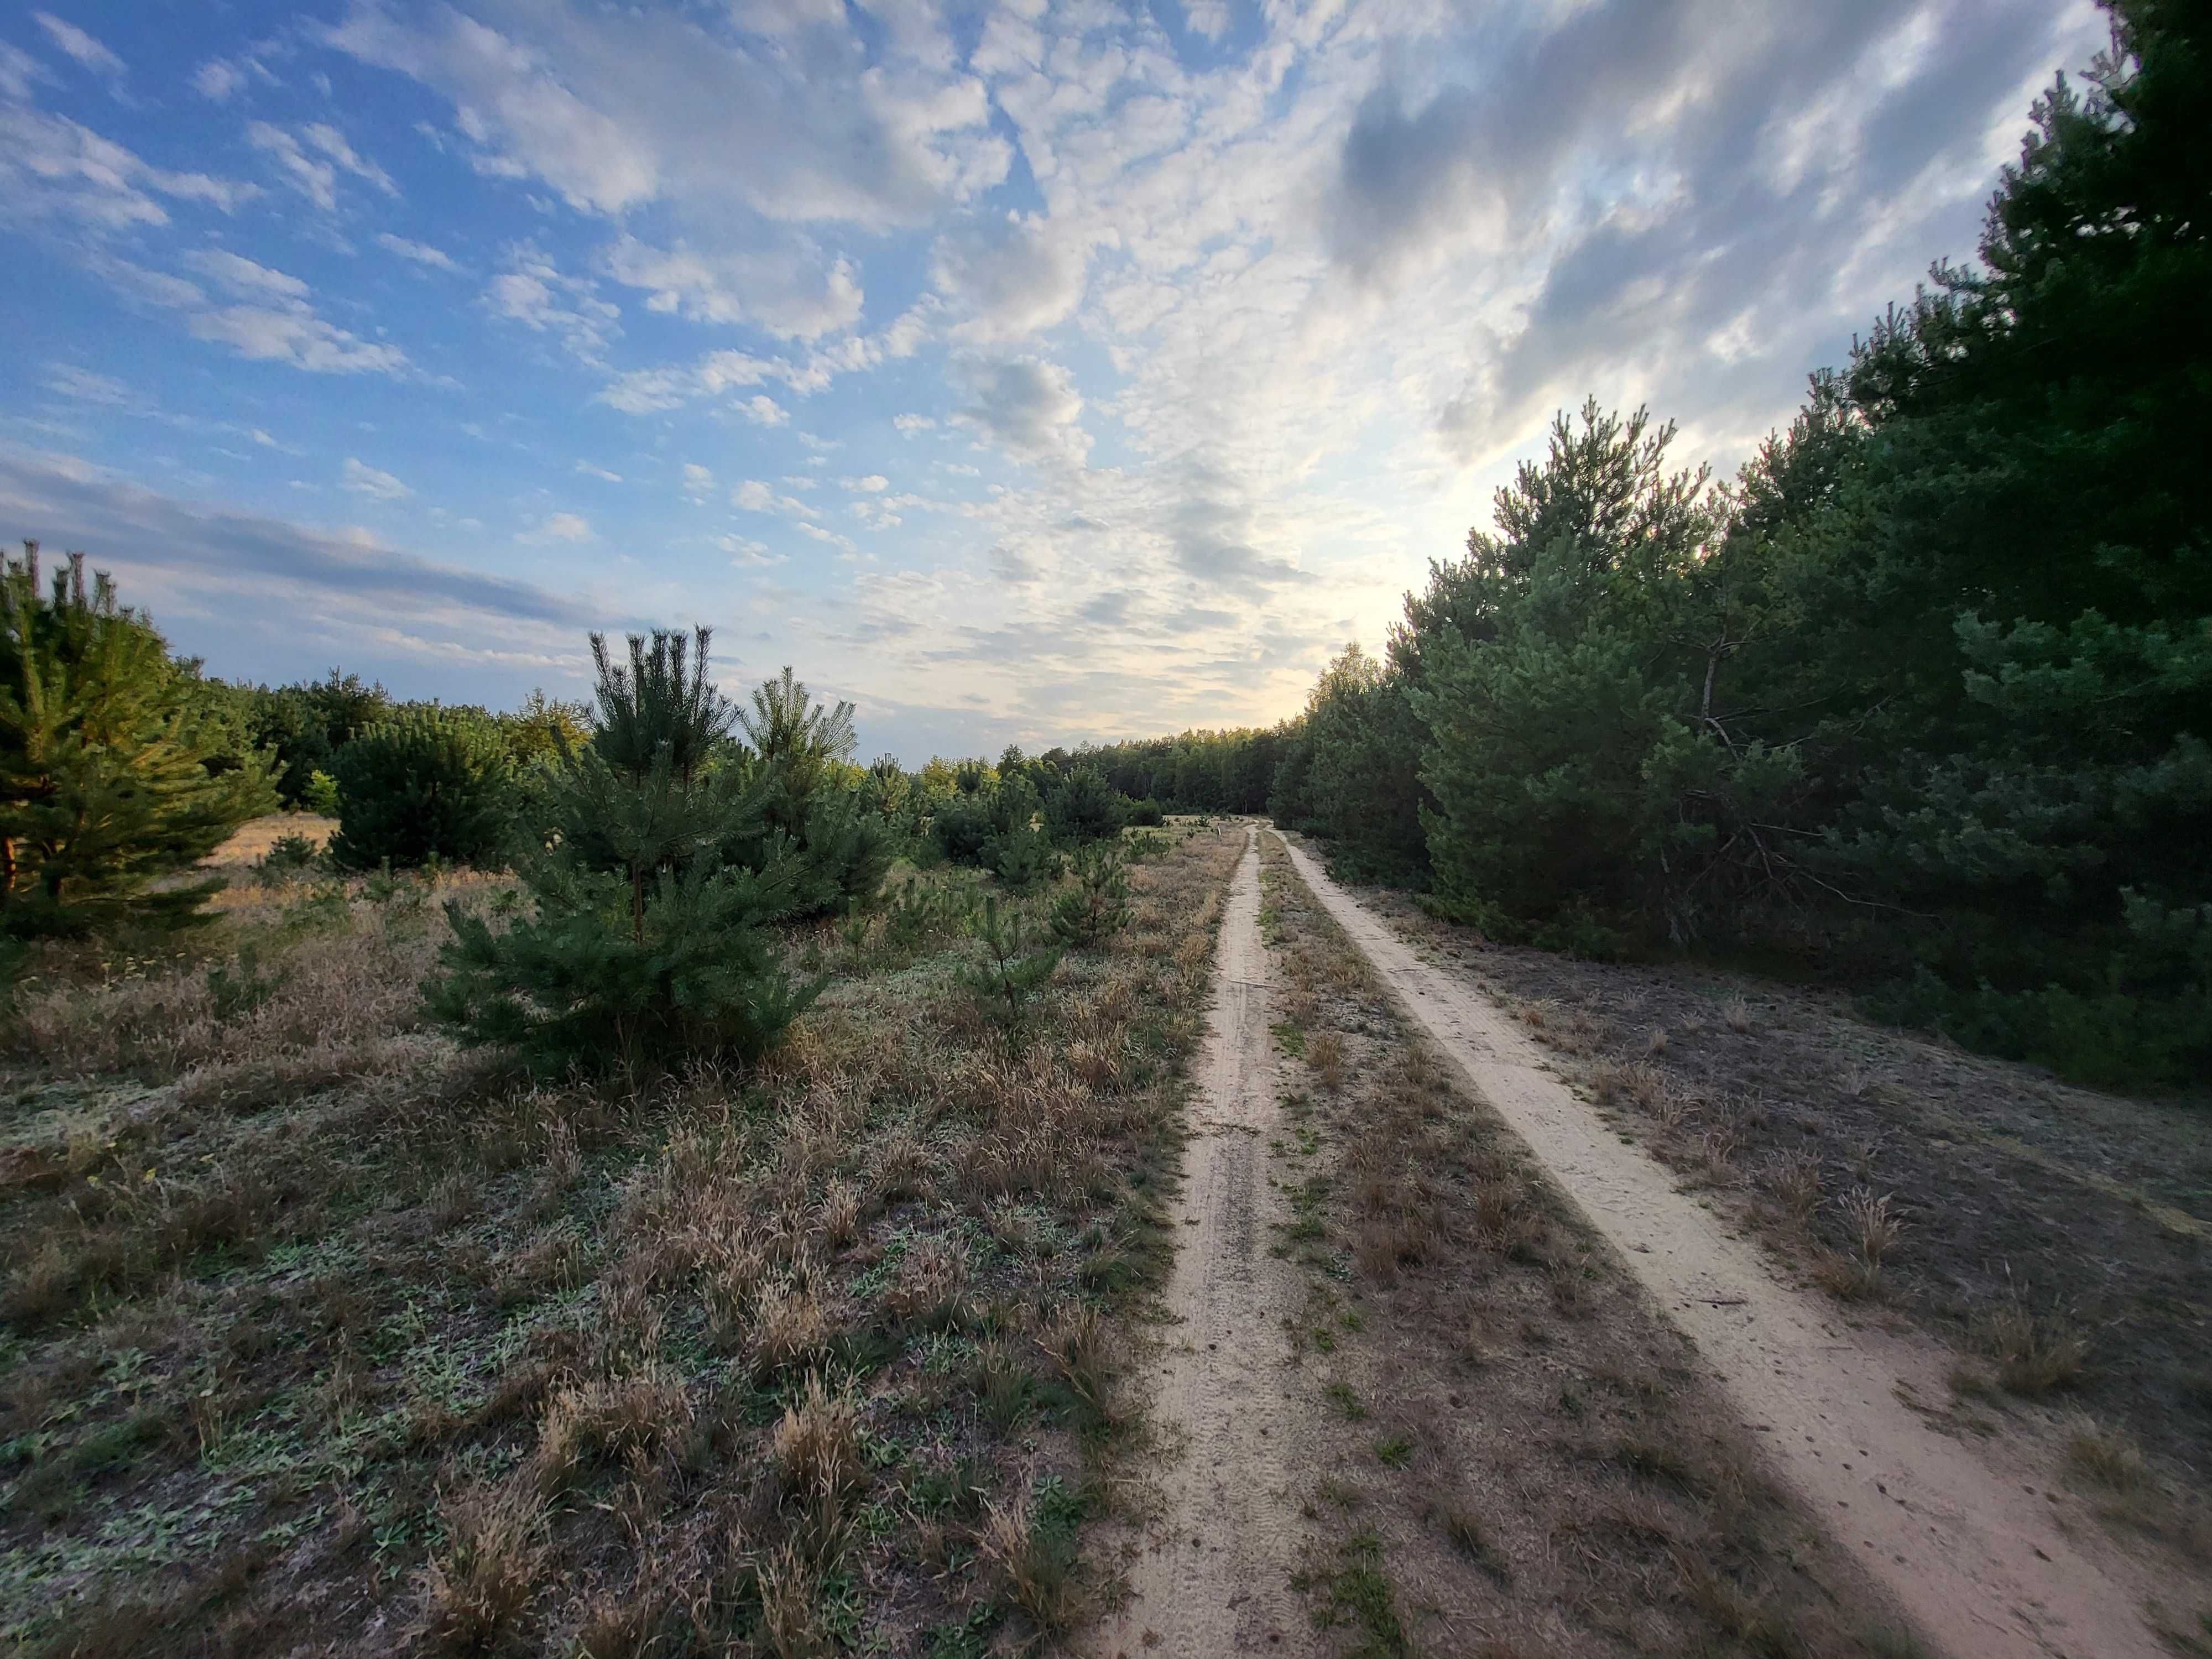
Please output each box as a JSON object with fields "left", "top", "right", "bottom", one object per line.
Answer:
{"left": 0, "top": 0, "right": 2107, "bottom": 763}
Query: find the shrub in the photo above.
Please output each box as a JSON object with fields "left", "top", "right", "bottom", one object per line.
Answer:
{"left": 301, "top": 769, "right": 341, "bottom": 816}
{"left": 328, "top": 709, "right": 518, "bottom": 870}
{"left": 427, "top": 628, "right": 818, "bottom": 1078}
{"left": 1125, "top": 797, "right": 1165, "bottom": 827}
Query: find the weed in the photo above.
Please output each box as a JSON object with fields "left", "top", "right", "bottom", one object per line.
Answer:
{"left": 2064, "top": 1416, "right": 2148, "bottom": 1491}
{"left": 1975, "top": 1292, "right": 2089, "bottom": 1395}
{"left": 1305, "top": 1531, "right": 1411, "bottom": 1658}
{"left": 1761, "top": 1150, "right": 1823, "bottom": 1227}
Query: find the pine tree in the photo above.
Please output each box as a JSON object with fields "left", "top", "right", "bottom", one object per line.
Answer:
{"left": 427, "top": 628, "right": 817, "bottom": 1077}
{"left": 328, "top": 708, "right": 519, "bottom": 870}
{"left": 1049, "top": 842, "right": 1133, "bottom": 947}
{"left": 956, "top": 895, "right": 1061, "bottom": 1045}
{"left": 0, "top": 545, "right": 277, "bottom": 936}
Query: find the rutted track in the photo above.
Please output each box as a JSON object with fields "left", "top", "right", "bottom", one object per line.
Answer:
{"left": 1090, "top": 830, "right": 1319, "bottom": 1658}
{"left": 1277, "top": 833, "right": 2164, "bottom": 1659}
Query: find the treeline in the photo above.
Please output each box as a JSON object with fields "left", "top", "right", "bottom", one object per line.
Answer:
{"left": 1182, "top": 4, "right": 2210, "bottom": 1091}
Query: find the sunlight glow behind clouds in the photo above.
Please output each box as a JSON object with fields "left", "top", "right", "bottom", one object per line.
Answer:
{"left": 0, "top": 0, "right": 2108, "bottom": 759}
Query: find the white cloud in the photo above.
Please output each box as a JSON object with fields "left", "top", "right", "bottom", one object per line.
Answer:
{"left": 597, "top": 349, "right": 823, "bottom": 414}
{"left": 0, "top": 44, "right": 52, "bottom": 100}
{"left": 482, "top": 242, "right": 619, "bottom": 363}
{"left": 894, "top": 414, "right": 936, "bottom": 434}
{"left": 70, "top": 247, "right": 410, "bottom": 379}
{"left": 324, "top": 1, "right": 1007, "bottom": 229}
{"left": 341, "top": 456, "right": 411, "bottom": 500}
{"left": 575, "top": 460, "right": 623, "bottom": 482}
{"left": 190, "top": 306, "right": 409, "bottom": 375}
{"left": 1181, "top": 0, "right": 1232, "bottom": 41}
{"left": 0, "top": 105, "right": 255, "bottom": 228}
{"left": 951, "top": 356, "right": 1090, "bottom": 467}
{"left": 375, "top": 232, "right": 460, "bottom": 271}
{"left": 247, "top": 121, "right": 398, "bottom": 211}
{"left": 842, "top": 474, "right": 889, "bottom": 493}
{"left": 606, "top": 234, "right": 863, "bottom": 341}
{"left": 44, "top": 363, "right": 130, "bottom": 404}
{"left": 716, "top": 534, "right": 780, "bottom": 566}
{"left": 192, "top": 59, "right": 245, "bottom": 101}
{"left": 537, "top": 512, "right": 591, "bottom": 541}
{"left": 681, "top": 463, "right": 714, "bottom": 500}
{"left": 738, "top": 395, "right": 787, "bottom": 427}
{"left": 796, "top": 521, "right": 859, "bottom": 554}
{"left": 184, "top": 248, "right": 310, "bottom": 301}
{"left": 733, "top": 479, "right": 817, "bottom": 519}
{"left": 932, "top": 212, "right": 1087, "bottom": 343}
{"left": 33, "top": 13, "right": 124, "bottom": 77}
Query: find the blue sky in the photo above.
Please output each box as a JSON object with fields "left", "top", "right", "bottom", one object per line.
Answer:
{"left": 1, "top": 0, "right": 2105, "bottom": 761}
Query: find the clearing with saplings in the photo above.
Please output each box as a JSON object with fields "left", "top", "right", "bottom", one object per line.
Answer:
{"left": 5, "top": 6, "right": 2210, "bottom": 1655}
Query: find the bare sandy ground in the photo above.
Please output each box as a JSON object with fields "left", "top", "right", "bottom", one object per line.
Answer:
{"left": 1089, "top": 830, "right": 1321, "bottom": 1659}
{"left": 1277, "top": 833, "right": 2171, "bottom": 1659}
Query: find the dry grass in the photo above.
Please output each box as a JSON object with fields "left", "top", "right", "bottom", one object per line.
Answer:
{"left": 0, "top": 830, "right": 1244, "bottom": 1655}
{"left": 1974, "top": 1295, "right": 2091, "bottom": 1396}
{"left": 2065, "top": 1417, "right": 2148, "bottom": 1492}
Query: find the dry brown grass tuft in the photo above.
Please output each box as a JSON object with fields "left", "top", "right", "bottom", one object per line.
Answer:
{"left": 419, "top": 1482, "right": 544, "bottom": 1653}
{"left": 1720, "top": 996, "right": 1753, "bottom": 1034}
{"left": 773, "top": 1373, "right": 861, "bottom": 1507}
{"left": 884, "top": 1232, "right": 970, "bottom": 1325}
{"left": 533, "top": 1370, "right": 693, "bottom": 1488}
{"left": 1759, "top": 1151, "right": 1823, "bottom": 1228}
{"left": 1842, "top": 1187, "right": 1906, "bottom": 1267}
{"left": 1309, "top": 1029, "right": 1346, "bottom": 1089}
{"left": 2065, "top": 1417, "right": 2148, "bottom": 1491}
{"left": 980, "top": 1497, "right": 1082, "bottom": 1635}
{"left": 1975, "top": 1296, "right": 2089, "bottom": 1396}
{"left": 1592, "top": 1058, "right": 1665, "bottom": 1113}
{"left": 1036, "top": 1303, "right": 1111, "bottom": 1422}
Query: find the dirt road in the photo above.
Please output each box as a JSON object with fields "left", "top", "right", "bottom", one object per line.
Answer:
{"left": 1276, "top": 834, "right": 2166, "bottom": 1659}
{"left": 1090, "top": 829, "right": 1319, "bottom": 1658}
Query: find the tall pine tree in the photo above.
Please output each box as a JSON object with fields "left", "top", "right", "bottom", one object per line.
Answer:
{"left": 0, "top": 545, "right": 276, "bottom": 936}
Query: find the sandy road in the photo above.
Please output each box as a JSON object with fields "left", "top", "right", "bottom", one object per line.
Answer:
{"left": 1276, "top": 833, "right": 2165, "bottom": 1659}
{"left": 1090, "top": 828, "right": 1321, "bottom": 1659}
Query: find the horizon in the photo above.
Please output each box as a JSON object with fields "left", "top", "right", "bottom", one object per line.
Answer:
{"left": 1, "top": 0, "right": 2105, "bottom": 764}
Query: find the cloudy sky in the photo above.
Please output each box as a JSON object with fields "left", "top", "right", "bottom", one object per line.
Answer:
{"left": 2, "top": 0, "right": 2103, "bottom": 760}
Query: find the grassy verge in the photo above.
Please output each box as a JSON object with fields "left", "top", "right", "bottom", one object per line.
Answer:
{"left": 0, "top": 823, "right": 1242, "bottom": 1656}
{"left": 1258, "top": 833, "right": 1914, "bottom": 1658}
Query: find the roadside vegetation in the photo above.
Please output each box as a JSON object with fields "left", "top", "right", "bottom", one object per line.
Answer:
{"left": 0, "top": 543, "right": 1251, "bottom": 1651}
{"left": 0, "top": 810, "right": 1239, "bottom": 1653}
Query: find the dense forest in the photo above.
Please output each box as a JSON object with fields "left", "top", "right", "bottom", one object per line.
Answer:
{"left": 1121, "top": 5, "right": 2212, "bottom": 1091}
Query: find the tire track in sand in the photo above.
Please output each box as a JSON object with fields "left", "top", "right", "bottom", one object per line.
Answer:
{"left": 1278, "top": 833, "right": 2167, "bottom": 1659}
{"left": 1092, "top": 827, "right": 1319, "bottom": 1659}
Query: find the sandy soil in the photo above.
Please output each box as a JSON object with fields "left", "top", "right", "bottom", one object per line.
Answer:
{"left": 1089, "top": 830, "right": 1321, "bottom": 1658}
{"left": 1279, "top": 834, "right": 2173, "bottom": 1659}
